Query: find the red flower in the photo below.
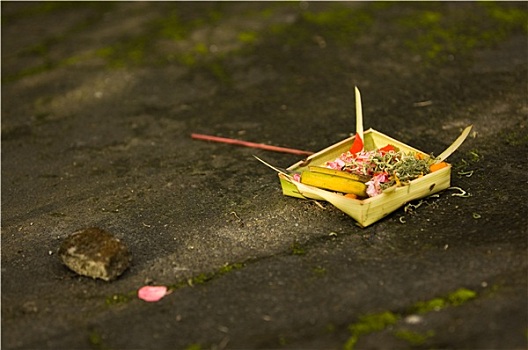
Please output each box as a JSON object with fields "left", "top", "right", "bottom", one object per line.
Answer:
{"left": 379, "top": 144, "right": 395, "bottom": 154}
{"left": 349, "top": 134, "right": 363, "bottom": 154}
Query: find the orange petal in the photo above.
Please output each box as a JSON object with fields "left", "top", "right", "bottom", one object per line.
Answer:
{"left": 430, "top": 162, "right": 449, "bottom": 172}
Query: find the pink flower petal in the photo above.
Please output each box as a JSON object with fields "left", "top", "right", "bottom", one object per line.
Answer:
{"left": 138, "top": 286, "right": 168, "bottom": 302}
{"left": 366, "top": 173, "right": 388, "bottom": 197}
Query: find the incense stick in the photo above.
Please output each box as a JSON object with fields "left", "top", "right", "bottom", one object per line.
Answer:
{"left": 191, "top": 133, "right": 314, "bottom": 156}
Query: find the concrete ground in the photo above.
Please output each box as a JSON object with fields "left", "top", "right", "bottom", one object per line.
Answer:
{"left": 2, "top": 2, "right": 527, "bottom": 349}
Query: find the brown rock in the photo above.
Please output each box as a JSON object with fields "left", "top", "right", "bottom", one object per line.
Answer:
{"left": 58, "top": 227, "right": 131, "bottom": 281}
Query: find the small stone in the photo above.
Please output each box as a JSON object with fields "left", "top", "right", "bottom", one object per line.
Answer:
{"left": 58, "top": 227, "right": 131, "bottom": 281}
{"left": 404, "top": 314, "right": 423, "bottom": 324}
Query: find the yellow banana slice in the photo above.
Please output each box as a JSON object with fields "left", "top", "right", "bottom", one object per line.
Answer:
{"left": 300, "top": 171, "right": 368, "bottom": 197}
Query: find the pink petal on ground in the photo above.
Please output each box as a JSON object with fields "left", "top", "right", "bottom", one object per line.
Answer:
{"left": 138, "top": 286, "right": 168, "bottom": 302}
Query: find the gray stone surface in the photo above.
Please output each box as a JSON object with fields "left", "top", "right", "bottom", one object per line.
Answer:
{"left": 58, "top": 228, "right": 131, "bottom": 281}
{"left": 1, "top": 2, "right": 527, "bottom": 350}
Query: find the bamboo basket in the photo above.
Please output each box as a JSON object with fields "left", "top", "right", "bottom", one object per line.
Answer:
{"left": 279, "top": 128, "right": 453, "bottom": 227}
{"left": 269, "top": 88, "right": 472, "bottom": 227}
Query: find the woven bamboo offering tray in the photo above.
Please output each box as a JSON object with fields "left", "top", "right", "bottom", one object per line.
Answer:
{"left": 258, "top": 87, "right": 472, "bottom": 227}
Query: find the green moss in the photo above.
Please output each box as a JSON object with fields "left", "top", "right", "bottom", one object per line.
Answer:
{"left": 447, "top": 288, "right": 477, "bottom": 305}
{"left": 6, "top": 2, "right": 526, "bottom": 84}
{"left": 302, "top": 5, "right": 373, "bottom": 42}
{"left": 291, "top": 241, "right": 306, "bottom": 256}
{"left": 2, "top": 49, "right": 89, "bottom": 84}
{"left": 95, "top": 36, "right": 149, "bottom": 68}
{"left": 481, "top": 2, "right": 528, "bottom": 33}
{"left": 158, "top": 10, "right": 188, "bottom": 41}
{"left": 193, "top": 42, "right": 209, "bottom": 55}
{"left": 2, "top": 62, "right": 54, "bottom": 84}
{"left": 394, "top": 329, "right": 435, "bottom": 345}
{"left": 350, "top": 312, "right": 399, "bottom": 335}
{"left": 169, "top": 262, "right": 245, "bottom": 289}
{"left": 191, "top": 273, "right": 211, "bottom": 285}
{"left": 157, "top": 6, "right": 223, "bottom": 42}
{"left": 5, "top": 3, "right": 228, "bottom": 81}
{"left": 92, "top": 5, "right": 235, "bottom": 84}
{"left": 501, "top": 129, "right": 528, "bottom": 146}
{"left": 157, "top": 5, "right": 220, "bottom": 42}
{"left": 88, "top": 329, "right": 103, "bottom": 347}
{"left": 312, "top": 266, "right": 327, "bottom": 276}
{"left": 238, "top": 31, "right": 258, "bottom": 44}
{"left": 105, "top": 292, "right": 134, "bottom": 306}
{"left": 190, "top": 262, "right": 244, "bottom": 285}
{"left": 345, "top": 311, "right": 398, "bottom": 350}
{"left": 398, "top": 2, "right": 528, "bottom": 64}
{"left": 271, "top": 4, "right": 374, "bottom": 47}
{"left": 25, "top": 42, "right": 50, "bottom": 56}
{"left": 184, "top": 343, "right": 202, "bottom": 350}
{"left": 343, "top": 288, "right": 478, "bottom": 349}
{"left": 278, "top": 335, "right": 288, "bottom": 346}
{"left": 260, "top": 8, "right": 274, "bottom": 19}
{"left": 61, "top": 54, "right": 86, "bottom": 66}
{"left": 2, "top": 2, "right": 115, "bottom": 83}
{"left": 413, "top": 297, "right": 446, "bottom": 313}
{"left": 88, "top": 328, "right": 112, "bottom": 350}
{"left": 412, "top": 288, "right": 477, "bottom": 314}
{"left": 218, "top": 262, "right": 244, "bottom": 274}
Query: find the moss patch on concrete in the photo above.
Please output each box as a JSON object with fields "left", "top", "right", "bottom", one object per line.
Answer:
{"left": 394, "top": 329, "right": 435, "bottom": 346}
{"left": 4, "top": 2, "right": 526, "bottom": 84}
{"left": 344, "top": 288, "right": 478, "bottom": 350}
{"left": 345, "top": 311, "right": 398, "bottom": 350}
{"left": 411, "top": 288, "right": 477, "bottom": 314}
{"left": 398, "top": 2, "right": 527, "bottom": 64}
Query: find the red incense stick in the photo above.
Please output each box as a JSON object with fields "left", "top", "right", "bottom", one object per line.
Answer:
{"left": 191, "top": 133, "right": 314, "bottom": 156}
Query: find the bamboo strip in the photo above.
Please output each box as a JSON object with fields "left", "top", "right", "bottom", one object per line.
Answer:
{"left": 355, "top": 86, "right": 364, "bottom": 147}
{"left": 435, "top": 125, "right": 473, "bottom": 163}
